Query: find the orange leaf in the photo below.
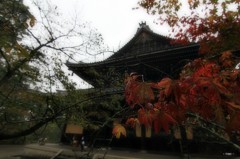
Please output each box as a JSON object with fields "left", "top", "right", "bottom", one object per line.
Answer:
{"left": 112, "top": 124, "right": 126, "bottom": 139}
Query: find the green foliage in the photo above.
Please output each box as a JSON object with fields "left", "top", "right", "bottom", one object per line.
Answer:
{"left": 0, "top": 0, "right": 39, "bottom": 86}
{"left": 25, "top": 122, "right": 62, "bottom": 143}
{"left": 0, "top": 0, "right": 34, "bottom": 46}
{"left": 0, "top": 5, "right": 49, "bottom": 133}
{"left": 64, "top": 89, "right": 124, "bottom": 130}
{"left": 0, "top": 0, "right": 106, "bottom": 140}
{"left": 0, "top": 89, "right": 48, "bottom": 136}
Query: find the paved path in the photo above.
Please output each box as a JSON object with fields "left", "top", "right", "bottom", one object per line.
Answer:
{"left": 0, "top": 144, "right": 239, "bottom": 159}
{"left": 95, "top": 149, "right": 240, "bottom": 159}
{"left": 0, "top": 145, "right": 23, "bottom": 159}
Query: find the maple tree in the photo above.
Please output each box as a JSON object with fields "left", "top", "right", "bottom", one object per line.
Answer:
{"left": 113, "top": 0, "right": 240, "bottom": 152}
{"left": 112, "top": 50, "right": 240, "bottom": 152}
{"left": 137, "top": 0, "right": 240, "bottom": 54}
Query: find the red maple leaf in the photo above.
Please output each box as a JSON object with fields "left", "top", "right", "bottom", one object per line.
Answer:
{"left": 155, "top": 78, "right": 174, "bottom": 99}
{"left": 164, "top": 102, "right": 186, "bottom": 123}
{"left": 126, "top": 82, "right": 155, "bottom": 108}
{"left": 192, "top": 62, "right": 220, "bottom": 78}
{"left": 188, "top": 77, "right": 223, "bottom": 118}
{"left": 138, "top": 108, "right": 156, "bottom": 127}
{"left": 153, "top": 110, "right": 177, "bottom": 133}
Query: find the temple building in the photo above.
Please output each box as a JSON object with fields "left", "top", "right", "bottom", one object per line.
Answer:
{"left": 65, "top": 22, "right": 200, "bottom": 151}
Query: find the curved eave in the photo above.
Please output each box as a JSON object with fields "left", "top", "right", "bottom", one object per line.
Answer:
{"left": 107, "top": 27, "right": 172, "bottom": 60}
{"left": 66, "top": 43, "right": 199, "bottom": 87}
{"left": 66, "top": 43, "right": 200, "bottom": 69}
{"left": 66, "top": 65, "right": 97, "bottom": 87}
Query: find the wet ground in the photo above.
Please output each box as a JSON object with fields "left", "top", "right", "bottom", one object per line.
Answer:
{"left": 0, "top": 144, "right": 239, "bottom": 159}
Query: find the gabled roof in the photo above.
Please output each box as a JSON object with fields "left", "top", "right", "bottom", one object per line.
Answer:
{"left": 106, "top": 22, "right": 172, "bottom": 60}
{"left": 66, "top": 22, "right": 200, "bottom": 87}
{"left": 67, "top": 22, "right": 177, "bottom": 68}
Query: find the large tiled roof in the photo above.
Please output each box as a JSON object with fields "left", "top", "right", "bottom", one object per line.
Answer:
{"left": 66, "top": 23, "right": 200, "bottom": 87}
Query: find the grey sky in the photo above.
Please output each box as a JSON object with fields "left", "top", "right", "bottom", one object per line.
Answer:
{"left": 23, "top": 0, "right": 170, "bottom": 90}
{"left": 26, "top": 0, "right": 169, "bottom": 51}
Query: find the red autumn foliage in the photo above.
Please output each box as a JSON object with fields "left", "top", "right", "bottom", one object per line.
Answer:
{"left": 138, "top": 108, "right": 156, "bottom": 127}
{"left": 125, "top": 74, "right": 155, "bottom": 108}
{"left": 123, "top": 51, "right": 240, "bottom": 138}
{"left": 153, "top": 110, "right": 177, "bottom": 133}
{"left": 138, "top": 0, "right": 240, "bottom": 54}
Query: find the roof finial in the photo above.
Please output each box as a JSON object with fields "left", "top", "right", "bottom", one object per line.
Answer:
{"left": 137, "top": 21, "right": 151, "bottom": 33}
{"left": 139, "top": 21, "right": 147, "bottom": 27}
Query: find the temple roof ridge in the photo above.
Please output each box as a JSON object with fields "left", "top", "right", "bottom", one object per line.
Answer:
{"left": 66, "top": 22, "right": 199, "bottom": 69}
{"left": 136, "top": 21, "right": 152, "bottom": 33}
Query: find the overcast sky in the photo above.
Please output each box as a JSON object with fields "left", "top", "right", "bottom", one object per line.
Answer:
{"left": 23, "top": 0, "right": 171, "bottom": 90}
{"left": 62, "top": 0, "right": 169, "bottom": 50}
{"left": 26, "top": 0, "right": 169, "bottom": 51}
